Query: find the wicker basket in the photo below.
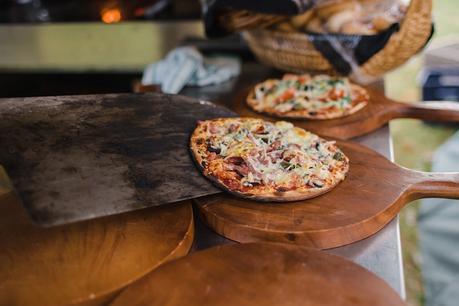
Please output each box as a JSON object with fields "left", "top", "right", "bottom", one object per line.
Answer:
{"left": 219, "top": 9, "right": 287, "bottom": 33}
{"left": 243, "top": 0, "right": 433, "bottom": 80}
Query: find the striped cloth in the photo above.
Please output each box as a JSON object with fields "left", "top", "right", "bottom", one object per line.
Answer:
{"left": 141, "top": 47, "right": 241, "bottom": 94}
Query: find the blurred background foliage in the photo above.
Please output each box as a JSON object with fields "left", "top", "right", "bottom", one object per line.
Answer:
{"left": 386, "top": 1, "right": 459, "bottom": 305}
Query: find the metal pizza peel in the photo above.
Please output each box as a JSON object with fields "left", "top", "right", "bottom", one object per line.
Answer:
{"left": 0, "top": 93, "right": 234, "bottom": 226}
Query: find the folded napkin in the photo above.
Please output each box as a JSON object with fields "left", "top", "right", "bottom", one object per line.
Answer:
{"left": 141, "top": 47, "right": 241, "bottom": 94}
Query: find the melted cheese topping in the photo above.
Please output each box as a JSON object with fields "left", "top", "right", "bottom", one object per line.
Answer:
{"left": 253, "top": 74, "right": 353, "bottom": 114}
{"left": 203, "top": 118, "right": 348, "bottom": 191}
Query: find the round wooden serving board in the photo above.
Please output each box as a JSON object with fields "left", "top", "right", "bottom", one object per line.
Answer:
{"left": 233, "top": 86, "right": 459, "bottom": 139}
{"left": 195, "top": 141, "right": 459, "bottom": 249}
{"left": 0, "top": 167, "right": 194, "bottom": 306}
{"left": 110, "top": 242, "right": 406, "bottom": 306}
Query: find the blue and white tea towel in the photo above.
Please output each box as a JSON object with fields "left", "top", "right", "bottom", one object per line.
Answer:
{"left": 141, "top": 47, "right": 241, "bottom": 94}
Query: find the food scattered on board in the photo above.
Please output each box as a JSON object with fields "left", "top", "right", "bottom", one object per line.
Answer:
{"left": 190, "top": 117, "right": 349, "bottom": 201}
{"left": 247, "top": 74, "right": 369, "bottom": 119}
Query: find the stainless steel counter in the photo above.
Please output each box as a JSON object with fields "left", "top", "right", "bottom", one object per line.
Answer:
{"left": 327, "top": 127, "right": 405, "bottom": 298}
{"left": 183, "top": 63, "right": 405, "bottom": 298}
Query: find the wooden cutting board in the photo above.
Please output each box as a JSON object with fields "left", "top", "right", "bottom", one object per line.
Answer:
{"left": 110, "top": 243, "right": 406, "bottom": 306}
{"left": 0, "top": 167, "right": 194, "bottom": 306}
{"left": 195, "top": 141, "right": 459, "bottom": 249}
{"left": 232, "top": 86, "right": 459, "bottom": 139}
{"left": 0, "top": 93, "right": 235, "bottom": 226}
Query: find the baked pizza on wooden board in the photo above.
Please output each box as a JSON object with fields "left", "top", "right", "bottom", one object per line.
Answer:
{"left": 190, "top": 117, "right": 349, "bottom": 202}
{"left": 194, "top": 139, "right": 459, "bottom": 249}
{"left": 236, "top": 79, "right": 459, "bottom": 140}
{"left": 247, "top": 74, "right": 369, "bottom": 120}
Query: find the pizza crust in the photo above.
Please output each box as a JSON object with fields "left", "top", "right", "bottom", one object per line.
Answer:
{"left": 246, "top": 77, "right": 369, "bottom": 120}
{"left": 190, "top": 118, "right": 349, "bottom": 202}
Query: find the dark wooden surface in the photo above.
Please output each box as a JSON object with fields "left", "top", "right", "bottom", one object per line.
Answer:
{"left": 195, "top": 140, "right": 459, "bottom": 249}
{"left": 0, "top": 167, "right": 194, "bottom": 306}
{"left": 231, "top": 84, "right": 459, "bottom": 140}
{"left": 0, "top": 93, "right": 235, "bottom": 226}
{"left": 110, "top": 243, "right": 406, "bottom": 306}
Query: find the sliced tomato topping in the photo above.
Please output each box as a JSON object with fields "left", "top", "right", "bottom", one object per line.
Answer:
{"left": 298, "top": 75, "right": 310, "bottom": 84}
{"left": 329, "top": 89, "right": 345, "bottom": 100}
{"left": 277, "top": 88, "right": 296, "bottom": 103}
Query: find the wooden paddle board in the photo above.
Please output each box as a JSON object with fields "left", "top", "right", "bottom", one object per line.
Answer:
{"left": 195, "top": 140, "right": 459, "bottom": 249}
{"left": 0, "top": 166, "right": 194, "bottom": 306}
{"left": 110, "top": 243, "right": 406, "bottom": 306}
{"left": 232, "top": 85, "right": 459, "bottom": 139}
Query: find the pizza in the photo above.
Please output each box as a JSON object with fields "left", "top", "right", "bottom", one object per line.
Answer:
{"left": 190, "top": 117, "right": 349, "bottom": 201}
{"left": 247, "top": 74, "right": 369, "bottom": 120}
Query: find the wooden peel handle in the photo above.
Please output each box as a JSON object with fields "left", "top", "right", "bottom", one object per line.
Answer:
{"left": 409, "top": 171, "right": 459, "bottom": 200}
{"left": 396, "top": 101, "right": 459, "bottom": 122}
{"left": 0, "top": 165, "right": 13, "bottom": 198}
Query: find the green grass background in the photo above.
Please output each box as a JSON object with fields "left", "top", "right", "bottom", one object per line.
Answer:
{"left": 385, "top": 1, "right": 459, "bottom": 305}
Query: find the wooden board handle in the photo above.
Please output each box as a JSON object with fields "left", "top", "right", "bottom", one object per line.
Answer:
{"left": 409, "top": 171, "right": 459, "bottom": 200}
{"left": 397, "top": 101, "right": 459, "bottom": 122}
{"left": 0, "top": 165, "right": 13, "bottom": 198}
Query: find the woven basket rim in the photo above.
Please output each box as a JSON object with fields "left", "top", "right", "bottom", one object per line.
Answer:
{"left": 242, "top": 0, "right": 433, "bottom": 79}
